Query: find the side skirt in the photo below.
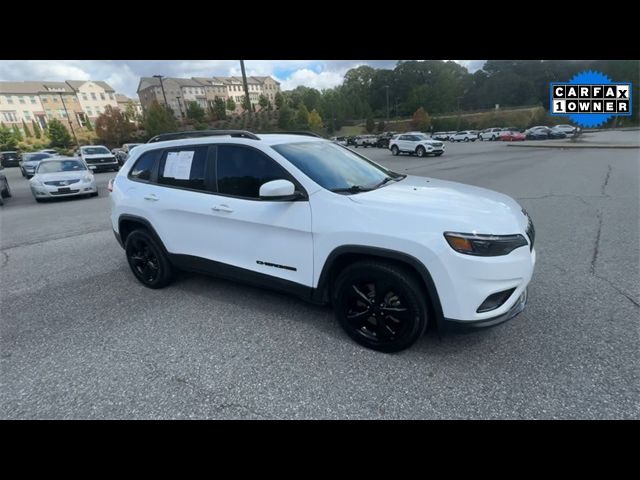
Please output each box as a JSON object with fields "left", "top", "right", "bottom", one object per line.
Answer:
{"left": 168, "top": 253, "right": 317, "bottom": 303}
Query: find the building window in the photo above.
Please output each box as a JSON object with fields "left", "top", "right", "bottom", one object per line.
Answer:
{"left": 86, "top": 108, "right": 93, "bottom": 116}
{"left": 30, "top": 96, "right": 37, "bottom": 104}
{"left": 45, "top": 109, "right": 53, "bottom": 118}
{"left": 83, "top": 93, "right": 88, "bottom": 101}
{"left": 52, "top": 96, "right": 58, "bottom": 102}
{"left": 100, "top": 93, "right": 105, "bottom": 101}
{"left": 109, "top": 93, "right": 114, "bottom": 100}
{"left": 23, "top": 110, "right": 31, "bottom": 119}
{"left": 91, "top": 93, "right": 97, "bottom": 100}
{"left": 19, "top": 96, "right": 25, "bottom": 104}
{"left": 7, "top": 96, "right": 13, "bottom": 104}
{"left": 59, "top": 109, "right": 67, "bottom": 117}
{"left": 1, "top": 111, "right": 18, "bottom": 122}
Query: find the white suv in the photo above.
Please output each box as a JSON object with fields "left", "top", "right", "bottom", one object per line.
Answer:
{"left": 450, "top": 131, "right": 479, "bottom": 142}
{"left": 479, "top": 128, "right": 503, "bottom": 141}
{"left": 388, "top": 133, "right": 445, "bottom": 157}
{"left": 110, "top": 131, "right": 536, "bottom": 352}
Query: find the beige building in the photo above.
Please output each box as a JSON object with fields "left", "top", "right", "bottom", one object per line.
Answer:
{"left": 66, "top": 80, "right": 118, "bottom": 121}
{"left": 137, "top": 75, "right": 281, "bottom": 118}
{"left": 115, "top": 94, "right": 143, "bottom": 119}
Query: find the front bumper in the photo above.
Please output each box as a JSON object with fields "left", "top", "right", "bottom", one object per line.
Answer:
{"left": 442, "top": 288, "right": 528, "bottom": 331}
{"left": 87, "top": 161, "right": 118, "bottom": 171}
{"left": 31, "top": 181, "right": 97, "bottom": 198}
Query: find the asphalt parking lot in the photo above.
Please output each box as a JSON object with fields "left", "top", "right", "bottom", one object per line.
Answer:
{"left": 1, "top": 132, "right": 639, "bottom": 419}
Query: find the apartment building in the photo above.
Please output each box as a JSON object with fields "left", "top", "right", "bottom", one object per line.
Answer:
{"left": 66, "top": 80, "right": 118, "bottom": 120}
{"left": 116, "top": 94, "right": 143, "bottom": 118}
{"left": 137, "top": 75, "right": 281, "bottom": 117}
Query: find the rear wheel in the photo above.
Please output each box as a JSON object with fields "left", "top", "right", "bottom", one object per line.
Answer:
{"left": 125, "top": 229, "right": 174, "bottom": 289}
{"left": 333, "top": 260, "right": 428, "bottom": 352}
{"left": 391, "top": 145, "right": 399, "bottom": 156}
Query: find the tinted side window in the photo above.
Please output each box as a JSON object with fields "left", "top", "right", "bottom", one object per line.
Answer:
{"left": 158, "top": 146, "right": 208, "bottom": 191}
{"left": 129, "top": 150, "right": 161, "bottom": 181}
{"left": 217, "top": 145, "right": 290, "bottom": 199}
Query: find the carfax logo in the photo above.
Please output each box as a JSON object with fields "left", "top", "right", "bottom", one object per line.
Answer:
{"left": 550, "top": 70, "right": 632, "bottom": 128}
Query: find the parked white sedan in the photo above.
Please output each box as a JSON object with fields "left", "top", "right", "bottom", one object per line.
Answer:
{"left": 29, "top": 157, "right": 98, "bottom": 202}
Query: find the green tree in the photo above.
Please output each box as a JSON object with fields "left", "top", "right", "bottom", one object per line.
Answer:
{"left": 308, "top": 109, "right": 323, "bottom": 132}
{"left": 85, "top": 116, "right": 93, "bottom": 131}
{"left": 47, "top": 118, "right": 73, "bottom": 148}
{"left": 143, "top": 101, "right": 178, "bottom": 139}
{"left": 278, "top": 104, "right": 294, "bottom": 130}
{"left": 274, "top": 91, "right": 284, "bottom": 109}
{"left": 22, "top": 120, "right": 32, "bottom": 138}
{"left": 377, "top": 120, "right": 385, "bottom": 133}
{"left": 296, "top": 104, "right": 310, "bottom": 129}
{"left": 365, "top": 116, "right": 375, "bottom": 133}
{"left": 258, "top": 94, "right": 269, "bottom": 110}
{"left": 32, "top": 119, "right": 42, "bottom": 139}
{"left": 0, "top": 124, "right": 17, "bottom": 150}
{"left": 213, "top": 98, "right": 227, "bottom": 120}
{"left": 95, "top": 105, "right": 135, "bottom": 149}
{"left": 12, "top": 124, "right": 23, "bottom": 142}
{"left": 226, "top": 97, "right": 236, "bottom": 111}
{"left": 241, "top": 96, "right": 252, "bottom": 112}
{"left": 124, "top": 102, "right": 137, "bottom": 122}
{"left": 411, "top": 107, "right": 431, "bottom": 131}
{"left": 186, "top": 101, "right": 206, "bottom": 123}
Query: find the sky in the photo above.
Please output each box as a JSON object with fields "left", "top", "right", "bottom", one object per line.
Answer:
{"left": 0, "top": 60, "right": 486, "bottom": 98}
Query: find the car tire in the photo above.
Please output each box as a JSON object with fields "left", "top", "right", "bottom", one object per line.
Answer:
{"left": 91, "top": 191, "right": 99, "bottom": 197}
{"left": 464, "top": 137, "right": 470, "bottom": 142}
{"left": 416, "top": 146, "right": 426, "bottom": 157}
{"left": 125, "top": 229, "right": 174, "bottom": 289}
{"left": 391, "top": 145, "right": 399, "bottom": 156}
{"left": 333, "top": 259, "right": 429, "bottom": 353}
{"left": 1, "top": 180, "right": 11, "bottom": 198}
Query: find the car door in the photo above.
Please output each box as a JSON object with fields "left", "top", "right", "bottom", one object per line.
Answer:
{"left": 206, "top": 144, "right": 314, "bottom": 288}
{"left": 397, "top": 135, "right": 411, "bottom": 151}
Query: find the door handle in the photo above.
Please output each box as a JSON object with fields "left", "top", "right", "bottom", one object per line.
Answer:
{"left": 144, "top": 194, "right": 159, "bottom": 201}
{"left": 212, "top": 204, "right": 233, "bottom": 213}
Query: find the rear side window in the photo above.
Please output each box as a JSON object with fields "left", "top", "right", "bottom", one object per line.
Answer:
{"left": 129, "top": 150, "right": 161, "bottom": 181}
{"left": 158, "top": 146, "right": 208, "bottom": 191}
{"left": 216, "top": 145, "right": 290, "bottom": 199}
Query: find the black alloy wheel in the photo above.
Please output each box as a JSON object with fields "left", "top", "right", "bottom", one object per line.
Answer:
{"left": 125, "top": 229, "right": 173, "bottom": 288}
{"left": 334, "top": 260, "right": 428, "bottom": 352}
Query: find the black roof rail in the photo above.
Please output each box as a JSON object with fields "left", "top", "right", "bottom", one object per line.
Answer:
{"left": 147, "top": 130, "right": 260, "bottom": 143}
{"left": 259, "top": 131, "right": 324, "bottom": 138}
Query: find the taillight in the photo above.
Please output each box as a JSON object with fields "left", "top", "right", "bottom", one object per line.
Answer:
{"left": 107, "top": 178, "right": 114, "bottom": 192}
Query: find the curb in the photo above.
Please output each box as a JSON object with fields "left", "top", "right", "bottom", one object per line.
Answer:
{"left": 506, "top": 143, "right": 639, "bottom": 149}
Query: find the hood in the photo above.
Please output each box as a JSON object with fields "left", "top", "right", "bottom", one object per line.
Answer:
{"left": 419, "top": 139, "right": 442, "bottom": 145}
{"left": 33, "top": 171, "right": 91, "bottom": 182}
{"left": 83, "top": 153, "right": 115, "bottom": 159}
{"left": 348, "top": 175, "right": 527, "bottom": 234}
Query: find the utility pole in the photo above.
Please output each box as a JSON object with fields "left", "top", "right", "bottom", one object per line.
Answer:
{"left": 385, "top": 85, "right": 390, "bottom": 121}
{"left": 176, "top": 97, "right": 184, "bottom": 119}
{"left": 240, "top": 60, "right": 252, "bottom": 120}
{"left": 59, "top": 92, "right": 78, "bottom": 146}
{"left": 153, "top": 75, "right": 169, "bottom": 109}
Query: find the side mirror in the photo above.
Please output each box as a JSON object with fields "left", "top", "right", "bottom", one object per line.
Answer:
{"left": 259, "top": 179, "right": 301, "bottom": 201}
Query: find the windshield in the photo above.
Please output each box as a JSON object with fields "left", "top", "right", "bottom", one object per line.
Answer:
{"left": 272, "top": 141, "right": 398, "bottom": 192}
{"left": 81, "top": 146, "right": 110, "bottom": 155}
{"left": 37, "top": 160, "right": 87, "bottom": 173}
{"left": 23, "top": 153, "right": 52, "bottom": 162}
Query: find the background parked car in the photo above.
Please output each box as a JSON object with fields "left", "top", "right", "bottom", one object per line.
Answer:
{"left": 0, "top": 163, "right": 12, "bottom": 206}
{"left": 77, "top": 145, "right": 119, "bottom": 172}
{"left": 354, "top": 135, "right": 378, "bottom": 148}
{"left": 346, "top": 136, "right": 357, "bottom": 146}
{"left": 479, "top": 128, "right": 503, "bottom": 141}
{"left": 498, "top": 129, "right": 526, "bottom": 141}
{"left": 526, "top": 126, "right": 566, "bottom": 140}
{"left": 29, "top": 157, "right": 97, "bottom": 202}
{"left": 19, "top": 152, "right": 54, "bottom": 178}
{"left": 552, "top": 124, "right": 577, "bottom": 135}
{"left": 38, "top": 149, "right": 58, "bottom": 155}
{"left": 122, "top": 143, "right": 143, "bottom": 153}
{"left": 375, "top": 132, "right": 397, "bottom": 148}
{"left": 330, "top": 136, "right": 348, "bottom": 146}
{"left": 450, "top": 131, "right": 479, "bottom": 142}
{"left": 432, "top": 132, "right": 450, "bottom": 141}
{"left": 389, "top": 133, "right": 445, "bottom": 157}
{"left": 0, "top": 151, "right": 21, "bottom": 167}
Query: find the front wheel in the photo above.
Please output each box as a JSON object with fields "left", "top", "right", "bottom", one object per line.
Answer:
{"left": 416, "top": 146, "right": 426, "bottom": 157}
{"left": 333, "top": 260, "right": 429, "bottom": 352}
{"left": 391, "top": 145, "right": 399, "bottom": 156}
{"left": 464, "top": 137, "right": 470, "bottom": 142}
{"left": 125, "top": 229, "right": 174, "bottom": 289}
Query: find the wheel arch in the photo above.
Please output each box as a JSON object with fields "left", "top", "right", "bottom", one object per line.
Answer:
{"left": 118, "top": 214, "right": 170, "bottom": 256}
{"left": 313, "top": 245, "right": 445, "bottom": 328}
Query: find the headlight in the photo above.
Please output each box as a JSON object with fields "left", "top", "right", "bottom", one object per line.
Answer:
{"left": 31, "top": 178, "right": 43, "bottom": 186}
{"left": 444, "top": 232, "right": 528, "bottom": 256}
{"left": 83, "top": 175, "right": 93, "bottom": 182}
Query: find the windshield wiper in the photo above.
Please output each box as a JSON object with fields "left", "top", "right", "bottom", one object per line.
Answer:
{"left": 371, "top": 174, "right": 406, "bottom": 190}
{"left": 330, "top": 185, "right": 372, "bottom": 194}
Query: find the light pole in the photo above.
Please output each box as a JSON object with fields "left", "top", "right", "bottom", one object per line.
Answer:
{"left": 153, "top": 74, "right": 169, "bottom": 109}
{"left": 240, "top": 60, "right": 252, "bottom": 120}
{"left": 176, "top": 97, "right": 184, "bottom": 119}
{"left": 59, "top": 92, "right": 78, "bottom": 147}
{"left": 384, "top": 85, "right": 390, "bottom": 121}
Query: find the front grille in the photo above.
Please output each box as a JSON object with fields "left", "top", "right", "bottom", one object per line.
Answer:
{"left": 51, "top": 189, "right": 80, "bottom": 195}
{"left": 86, "top": 157, "right": 115, "bottom": 164}
{"left": 431, "top": 142, "right": 443, "bottom": 148}
{"left": 44, "top": 179, "right": 80, "bottom": 186}
{"left": 525, "top": 215, "right": 535, "bottom": 250}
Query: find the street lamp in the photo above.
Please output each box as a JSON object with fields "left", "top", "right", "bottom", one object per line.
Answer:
{"left": 176, "top": 97, "right": 184, "bottom": 119}
{"left": 384, "top": 85, "right": 390, "bottom": 121}
{"left": 153, "top": 75, "right": 169, "bottom": 108}
{"left": 58, "top": 92, "right": 78, "bottom": 147}
{"left": 240, "top": 60, "right": 252, "bottom": 120}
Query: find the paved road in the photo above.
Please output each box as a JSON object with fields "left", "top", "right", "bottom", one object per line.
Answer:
{"left": 1, "top": 133, "right": 639, "bottom": 419}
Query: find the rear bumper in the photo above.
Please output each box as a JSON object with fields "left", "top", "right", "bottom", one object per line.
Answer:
{"left": 441, "top": 288, "right": 528, "bottom": 332}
